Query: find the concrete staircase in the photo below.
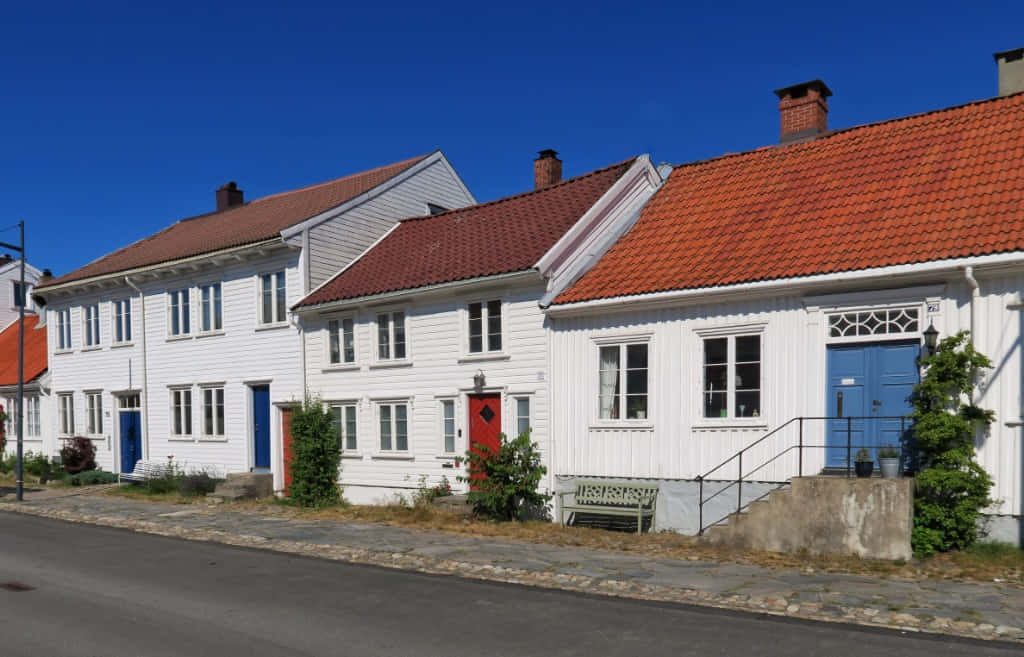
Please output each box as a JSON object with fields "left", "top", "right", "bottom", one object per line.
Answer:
{"left": 210, "top": 472, "right": 273, "bottom": 502}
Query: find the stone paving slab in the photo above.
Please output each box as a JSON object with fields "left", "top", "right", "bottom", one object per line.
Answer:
{"left": 2, "top": 491, "right": 1024, "bottom": 645}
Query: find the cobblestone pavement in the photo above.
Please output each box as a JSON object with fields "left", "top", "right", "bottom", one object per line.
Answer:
{"left": 2, "top": 490, "right": 1023, "bottom": 646}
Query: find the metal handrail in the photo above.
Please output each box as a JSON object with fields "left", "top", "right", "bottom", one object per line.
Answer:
{"left": 696, "top": 415, "right": 911, "bottom": 535}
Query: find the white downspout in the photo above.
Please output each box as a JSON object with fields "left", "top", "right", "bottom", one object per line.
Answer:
{"left": 964, "top": 266, "right": 980, "bottom": 343}
{"left": 124, "top": 276, "right": 149, "bottom": 460}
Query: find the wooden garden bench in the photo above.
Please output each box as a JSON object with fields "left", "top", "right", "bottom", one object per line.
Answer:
{"left": 118, "top": 460, "right": 171, "bottom": 483}
{"left": 558, "top": 480, "right": 659, "bottom": 534}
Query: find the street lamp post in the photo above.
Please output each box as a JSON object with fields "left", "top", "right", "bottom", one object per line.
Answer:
{"left": 0, "top": 222, "right": 26, "bottom": 501}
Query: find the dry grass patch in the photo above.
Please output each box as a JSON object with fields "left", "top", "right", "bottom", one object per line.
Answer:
{"left": 104, "top": 484, "right": 202, "bottom": 504}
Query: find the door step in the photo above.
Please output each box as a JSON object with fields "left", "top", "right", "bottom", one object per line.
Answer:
{"left": 210, "top": 472, "right": 273, "bottom": 501}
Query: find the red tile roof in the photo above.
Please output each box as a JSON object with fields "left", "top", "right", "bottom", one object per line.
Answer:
{"left": 0, "top": 315, "right": 47, "bottom": 386}
{"left": 297, "top": 159, "right": 635, "bottom": 307}
{"left": 40, "top": 153, "right": 433, "bottom": 288}
{"left": 555, "top": 92, "right": 1024, "bottom": 305}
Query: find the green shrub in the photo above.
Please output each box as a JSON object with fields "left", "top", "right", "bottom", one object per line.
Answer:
{"left": 458, "top": 429, "right": 550, "bottom": 521}
{"left": 412, "top": 474, "right": 453, "bottom": 507}
{"left": 143, "top": 461, "right": 183, "bottom": 494}
{"left": 0, "top": 452, "right": 15, "bottom": 473}
{"left": 69, "top": 470, "right": 118, "bottom": 486}
{"left": 910, "top": 331, "right": 995, "bottom": 556}
{"left": 178, "top": 472, "right": 220, "bottom": 496}
{"left": 286, "top": 397, "right": 341, "bottom": 507}
{"left": 60, "top": 436, "right": 97, "bottom": 474}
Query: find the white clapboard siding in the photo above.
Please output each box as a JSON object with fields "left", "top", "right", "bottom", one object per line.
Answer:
{"left": 307, "top": 159, "right": 475, "bottom": 288}
{"left": 304, "top": 283, "right": 551, "bottom": 502}
{"left": 550, "top": 273, "right": 1024, "bottom": 517}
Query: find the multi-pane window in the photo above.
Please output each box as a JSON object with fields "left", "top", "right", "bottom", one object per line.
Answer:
{"left": 86, "top": 392, "right": 103, "bottom": 435}
{"left": 328, "top": 318, "right": 355, "bottom": 364}
{"left": 703, "top": 335, "right": 762, "bottom": 419}
{"left": 171, "top": 389, "right": 192, "bottom": 436}
{"left": 200, "top": 283, "right": 223, "bottom": 332}
{"left": 378, "top": 402, "right": 409, "bottom": 451}
{"left": 84, "top": 304, "right": 101, "bottom": 347}
{"left": 331, "top": 403, "right": 358, "bottom": 451}
{"left": 12, "top": 281, "right": 27, "bottom": 307}
{"left": 168, "top": 289, "right": 191, "bottom": 336}
{"left": 113, "top": 299, "right": 132, "bottom": 343}
{"left": 441, "top": 400, "right": 456, "bottom": 453}
{"left": 468, "top": 300, "right": 502, "bottom": 353}
{"left": 260, "top": 271, "right": 286, "bottom": 325}
{"left": 515, "top": 397, "right": 531, "bottom": 437}
{"left": 202, "top": 387, "right": 225, "bottom": 437}
{"left": 59, "top": 393, "right": 74, "bottom": 435}
{"left": 598, "top": 343, "right": 649, "bottom": 420}
{"left": 26, "top": 396, "right": 40, "bottom": 437}
{"left": 4, "top": 398, "right": 16, "bottom": 436}
{"left": 376, "top": 311, "right": 407, "bottom": 360}
{"left": 57, "top": 309, "right": 72, "bottom": 350}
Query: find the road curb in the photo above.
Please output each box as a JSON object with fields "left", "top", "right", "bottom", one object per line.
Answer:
{"left": 2, "top": 501, "right": 1021, "bottom": 645}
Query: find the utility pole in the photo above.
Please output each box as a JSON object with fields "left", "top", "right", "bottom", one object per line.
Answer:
{"left": 0, "top": 221, "right": 26, "bottom": 501}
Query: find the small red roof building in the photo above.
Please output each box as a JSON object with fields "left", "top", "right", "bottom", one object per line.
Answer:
{"left": 0, "top": 315, "right": 47, "bottom": 386}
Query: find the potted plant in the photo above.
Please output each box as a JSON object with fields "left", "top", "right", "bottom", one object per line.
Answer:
{"left": 854, "top": 448, "right": 874, "bottom": 478}
{"left": 877, "top": 445, "right": 901, "bottom": 479}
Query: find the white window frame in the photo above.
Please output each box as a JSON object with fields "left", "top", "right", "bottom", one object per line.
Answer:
{"left": 325, "top": 314, "right": 357, "bottom": 367}
{"left": 823, "top": 303, "right": 926, "bottom": 345}
{"left": 199, "top": 282, "right": 224, "bottom": 334}
{"left": 170, "top": 387, "right": 193, "bottom": 439}
{"left": 112, "top": 298, "right": 133, "bottom": 345}
{"left": 695, "top": 324, "right": 766, "bottom": 424}
{"left": 85, "top": 391, "right": 103, "bottom": 436}
{"left": 4, "top": 397, "right": 16, "bottom": 437}
{"left": 375, "top": 399, "right": 411, "bottom": 453}
{"left": 593, "top": 334, "right": 652, "bottom": 426}
{"left": 330, "top": 401, "right": 359, "bottom": 453}
{"left": 56, "top": 308, "right": 73, "bottom": 352}
{"left": 373, "top": 310, "right": 409, "bottom": 363}
{"left": 258, "top": 270, "right": 288, "bottom": 326}
{"left": 167, "top": 288, "right": 192, "bottom": 337}
{"left": 83, "top": 303, "right": 101, "bottom": 348}
{"left": 200, "top": 385, "right": 225, "bottom": 439}
{"left": 512, "top": 395, "right": 532, "bottom": 438}
{"left": 438, "top": 397, "right": 458, "bottom": 455}
{"left": 465, "top": 299, "right": 506, "bottom": 356}
{"left": 58, "top": 393, "right": 75, "bottom": 436}
{"left": 26, "top": 395, "right": 40, "bottom": 437}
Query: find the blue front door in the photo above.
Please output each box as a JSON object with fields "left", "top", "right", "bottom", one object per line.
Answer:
{"left": 119, "top": 411, "right": 142, "bottom": 473}
{"left": 252, "top": 385, "right": 271, "bottom": 470}
{"left": 826, "top": 341, "right": 918, "bottom": 468}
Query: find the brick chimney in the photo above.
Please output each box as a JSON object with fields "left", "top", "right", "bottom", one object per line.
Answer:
{"left": 39, "top": 269, "right": 53, "bottom": 284}
{"left": 995, "top": 47, "right": 1024, "bottom": 96}
{"left": 534, "top": 149, "right": 562, "bottom": 188}
{"left": 216, "top": 182, "right": 244, "bottom": 211}
{"left": 773, "top": 80, "right": 833, "bottom": 143}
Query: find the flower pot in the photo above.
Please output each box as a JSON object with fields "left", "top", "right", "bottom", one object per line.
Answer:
{"left": 878, "top": 457, "right": 900, "bottom": 479}
{"left": 854, "top": 461, "right": 874, "bottom": 478}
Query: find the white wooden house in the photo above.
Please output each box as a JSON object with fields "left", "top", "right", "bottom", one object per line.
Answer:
{"left": 33, "top": 152, "right": 475, "bottom": 491}
{"left": 545, "top": 65, "right": 1024, "bottom": 544}
{"left": 292, "top": 151, "right": 663, "bottom": 503}
{"left": 0, "top": 314, "right": 53, "bottom": 461}
{"left": 0, "top": 256, "right": 42, "bottom": 329}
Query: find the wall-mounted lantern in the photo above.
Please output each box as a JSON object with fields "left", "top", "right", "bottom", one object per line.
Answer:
{"left": 473, "top": 369, "right": 486, "bottom": 389}
{"left": 923, "top": 323, "right": 939, "bottom": 356}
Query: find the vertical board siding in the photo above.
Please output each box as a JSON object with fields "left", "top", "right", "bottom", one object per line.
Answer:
{"left": 551, "top": 276, "right": 1023, "bottom": 517}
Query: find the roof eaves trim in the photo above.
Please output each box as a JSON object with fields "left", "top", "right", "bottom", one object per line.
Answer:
{"left": 279, "top": 151, "right": 445, "bottom": 240}
{"left": 547, "top": 251, "right": 1024, "bottom": 316}
{"left": 35, "top": 237, "right": 286, "bottom": 295}
{"left": 295, "top": 270, "right": 541, "bottom": 314}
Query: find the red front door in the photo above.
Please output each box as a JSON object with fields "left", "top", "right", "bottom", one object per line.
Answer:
{"left": 468, "top": 394, "right": 502, "bottom": 488}
{"left": 281, "top": 406, "right": 295, "bottom": 494}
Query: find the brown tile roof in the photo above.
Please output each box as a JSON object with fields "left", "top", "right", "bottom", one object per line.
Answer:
{"left": 40, "top": 153, "right": 433, "bottom": 288}
{"left": 296, "top": 158, "right": 636, "bottom": 308}
{"left": 554, "top": 92, "right": 1024, "bottom": 305}
{"left": 0, "top": 315, "right": 47, "bottom": 387}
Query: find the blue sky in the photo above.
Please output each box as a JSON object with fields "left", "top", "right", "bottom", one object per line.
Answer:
{"left": 1, "top": 1, "right": 1020, "bottom": 276}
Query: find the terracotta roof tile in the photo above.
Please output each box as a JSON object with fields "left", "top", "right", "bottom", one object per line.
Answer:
{"left": 40, "top": 153, "right": 433, "bottom": 288}
{"left": 0, "top": 315, "right": 47, "bottom": 386}
{"left": 555, "top": 93, "right": 1024, "bottom": 305}
{"left": 297, "top": 159, "right": 635, "bottom": 307}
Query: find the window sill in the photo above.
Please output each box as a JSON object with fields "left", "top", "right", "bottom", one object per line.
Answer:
{"left": 166, "top": 335, "right": 193, "bottom": 343}
{"left": 435, "top": 454, "right": 462, "bottom": 460}
{"left": 54, "top": 349, "right": 74, "bottom": 356}
{"left": 110, "top": 342, "right": 134, "bottom": 349}
{"left": 457, "top": 353, "right": 510, "bottom": 364}
{"left": 198, "top": 436, "right": 228, "bottom": 442}
{"left": 322, "top": 363, "right": 360, "bottom": 373}
{"left": 255, "top": 322, "right": 290, "bottom": 332}
{"left": 168, "top": 436, "right": 196, "bottom": 442}
{"left": 371, "top": 453, "right": 415, "bottom": 460}
{"left": 589, "top": 422, "right": 654, "bottom": 431}
{"left": 692, "top": 421, "right": 769, "bottom": 431}
{"left": 369, "top": 360, "right": 413, "bottom": 370}
{"left": 340, "top": 453, "right": 364, "bottom": 460}
{"left": 196, "top": 330, "right": 225, "bottom": 339}
{"left": 81, "top": 345, "right": 103, "bottom": 352}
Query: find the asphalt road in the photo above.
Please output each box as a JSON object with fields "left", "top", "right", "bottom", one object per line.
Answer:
{"left": 0, "top": 512, "right": 1020, "bottom": 657}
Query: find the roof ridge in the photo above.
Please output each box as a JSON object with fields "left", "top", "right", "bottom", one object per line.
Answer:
{"left": 396, "top": 156, "right": 638, "bottom": 225}
{"left": 670, "top": 90, "right": 1024, "bottom": 172}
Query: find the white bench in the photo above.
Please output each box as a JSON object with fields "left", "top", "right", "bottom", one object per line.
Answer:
{"left": 118, "top": 460, "right": 172, "bottom": 483}
{"left": 559, "top": 481, "right": 659, "bottom": 534}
